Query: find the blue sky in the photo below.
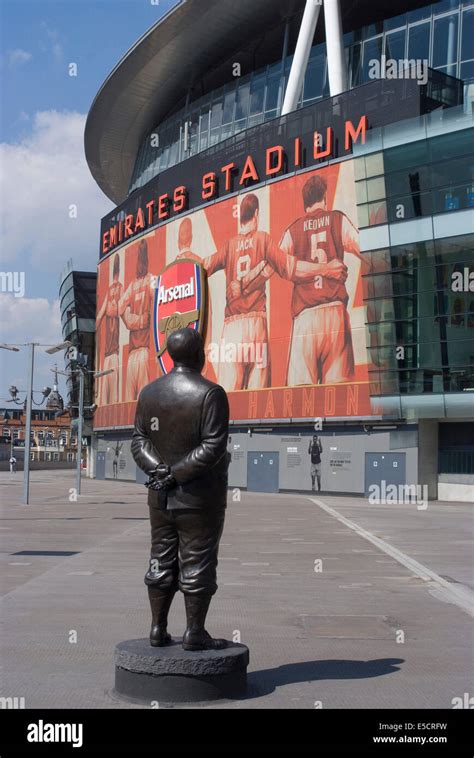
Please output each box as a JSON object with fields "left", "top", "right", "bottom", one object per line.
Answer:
{"left": 0, "top": 0, "right": 179, "bottom": 400}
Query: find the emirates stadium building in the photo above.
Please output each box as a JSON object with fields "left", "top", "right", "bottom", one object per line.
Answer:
{"left": 85, "top": 0, "right": 474, "bottom": 500}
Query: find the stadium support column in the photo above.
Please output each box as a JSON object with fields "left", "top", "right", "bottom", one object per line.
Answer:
{"left": 281, "top": 0, "right": 321, "bottom": 116}
{"left": 324, "top": 0, "right": 347, "bottom": 96}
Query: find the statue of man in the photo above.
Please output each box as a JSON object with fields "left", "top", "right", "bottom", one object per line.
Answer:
{"left": 131, "top": 328, "right": 229, "bottom": 651}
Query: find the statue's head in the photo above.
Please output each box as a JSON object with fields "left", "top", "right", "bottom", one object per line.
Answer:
{"left": 167, "top": 328, "right": 205, "bottom": 373}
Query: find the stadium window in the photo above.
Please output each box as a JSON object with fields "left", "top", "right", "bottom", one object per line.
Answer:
{"left": 303, "top": 53, "right": 326, "bottom": 103}
{"left": 366, "top": 176, "right": 386, "bottom": 202}
{"left": 264, "top": 75, "right": 281, "bottom": 116}
{"left": 408, "top": 21, "right": 431, "bottom": 62}
{"left": 348, "top": 42, "right": 362, "bottom": 88}
{"left": 365, "top": 152, "right": 384, "bottom": 178}
{"left": 249, "top": 73, "right": 265, "bottom": 117}
{"left": 355, "top": 203, "right": 369, "bottom": 228}
{"left": 235, "top": 81, "right": 250, "bottom": 122}
{"left": 383, "top": 13, "right": 407, "bottom": 32}
{"left": 433, "top": 13, "right": 459, "bottom": 76}
{"left": 361, "top": 36, "right": 383, "bottom": 82}
{"left": 222, "top": 88, "right": 235, "bottom": 126}
{"left": 461, "top": 8, "right": 474, "bottom": 62}
{"left": 384, "top": 29, "right": 407, "bottom": 61}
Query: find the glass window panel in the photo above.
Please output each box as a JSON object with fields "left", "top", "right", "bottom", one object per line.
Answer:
{"left": 429, "top": 129, "right": 474, "bottom": 160}
{"left": 461, "top": 8, "right": 474, "bottom": 60}
{"left": 431, "top": 156, "right": 474, "bottom": 189}
{"left": 408, "top": 22, "right": 430, "bottom": 61}
{"left": 364, "top": 249, "right": 392, "bottom": 275}
{"left": 348, "top": 42, "right": 362, "bottom": 87}
{"left": 235, "top": 82, "right": 250, "bottom": 121}
{"left": 384, "top": 13, "right": 407, "bottom": 31}
{"left": 221, "top": 123, "right": 233, "bottom": 141}
{"left": 249, "top": 74, "right": 265, "bottom": 115}
{"left": 209, "top": 127, "right": 220, "bottom": 146}
{"left": 365, "top": 152, "right": 384, "bottom": 177}
{"left": 366, "top": 176, "right": 386, "bottom": 201}
{"left": 210, "top": 89, "right": 223, "bottom": 128}
{"left": 408, "top": 7, "right": 432, "bottom": 22}
{"left": 433, "top": 0, "right": 461, "bottom": 15}
{"left": 384, "top": 140, "right": 429, "bottom": 172}
{"left": 387, "top": 191, "right": 433, "bottom": 221}
{"left": 385, "top": 165, "right": 431, "bottom": 197}
{"left": 233, "top": 118, "right": 247, "bottom": 135}
{"left": 303, "top": 54, "right": 325, "bottom": 101}
{"left": 362, "top": 22, "right": 383, "bottom": 40}
{"left": 356, "top": 203, "right": 369, "bottom": 228}
{"left": 362, "top": 37, "right": 383, "bottom": 82}
{"left": 355, "top": 180, "right": 368, "bottom": 203}
{"left": 353, "top": 156, "right": 366, "bottom": 181}
{"left": 265, "top": 75, "right": 281, "bottom": 112}
{"left": 367, "top": 200, "right": 388, "bottom": 225}
{"left": 460, "top": 60, "right": 474, "bottom": 80}
{"left": 264, "top": 109, "right": 277, "bottom": 121}
{"left": 385, "top": 29, "right": 406, "bottom": 61}
{"left": 248, "top": 113, "right": 265, "bottom": 128}
{"left": 222, "top": 89, "right": 235, "bottom": 124}
{"left": 433, "top": 14, "right": 459, "bottom": 74}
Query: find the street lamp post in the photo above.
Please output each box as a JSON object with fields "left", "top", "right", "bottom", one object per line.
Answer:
{"left": 23, "top": 343, "right": 35, "bottom": 505}
{"left": 57, "top": 360, "right": 113, "bottom": 497}
{"left": 76, "top": 366, "right": 84, "bottom": 495}
{"left": 1, "top": 340, "right": 71, "bottom": 504}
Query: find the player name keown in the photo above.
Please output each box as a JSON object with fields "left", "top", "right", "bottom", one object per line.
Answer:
{"left": 157, "top": 278, "right": 195, "bottom": 305}
{"left": 303, "top": 215, "right": 330, "bottom": 232}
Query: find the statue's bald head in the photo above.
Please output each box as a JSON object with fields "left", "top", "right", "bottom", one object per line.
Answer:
{"left": 167, "top": 328, "right": 205, "bottom": 372}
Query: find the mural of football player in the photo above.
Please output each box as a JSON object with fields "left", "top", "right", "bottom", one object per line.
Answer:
{"left": 239, "top": 174, "right": 357, "bottom": 386}
{"left": 178, "top": 194, "right": 330, "bottom": 391}
{"left": 283, "top": 173, "right": 358, "bottom": 385}
{"left": 120, "top": 239, "right": 154, "bottom": 401}
{"left": 96, "top": 253, "right": 122, "bottom": 405}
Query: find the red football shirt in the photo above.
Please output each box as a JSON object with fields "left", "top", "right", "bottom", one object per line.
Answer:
{"left": 204, "top": 230, "right": 295, "bottom": 318}
{"left": 280, "top": 209, "right": 358, "bottom": 318}
{"left": 104, "top": 280, "right": 123, "bottom": 357}
{"left": 120, "top": 273, "right": 153, "bottom": 352}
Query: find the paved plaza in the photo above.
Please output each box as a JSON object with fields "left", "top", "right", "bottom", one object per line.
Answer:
{"left": 0, "top": 470, "right": 473, "bottom": 709}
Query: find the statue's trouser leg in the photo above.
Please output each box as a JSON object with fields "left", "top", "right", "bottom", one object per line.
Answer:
{"left": 174, "top": 507, "right": 227, "bottom": 650}
{"left": 145, "top": 505, "right": 179, "bottom": 646}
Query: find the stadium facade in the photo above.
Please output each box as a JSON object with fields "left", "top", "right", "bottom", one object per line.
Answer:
{"left": 85, "top": 0, "right": 474, "bottom": 500}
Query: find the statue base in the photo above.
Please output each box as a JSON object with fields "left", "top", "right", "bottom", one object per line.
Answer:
{"left": 114, "top": 638, "right": 249, "bottom": 703}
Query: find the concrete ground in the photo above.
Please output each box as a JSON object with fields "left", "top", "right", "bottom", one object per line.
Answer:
{"left": 0, "top": 470, "right": 472, "bottom": 709}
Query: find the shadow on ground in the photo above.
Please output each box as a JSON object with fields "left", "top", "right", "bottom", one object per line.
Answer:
{"left": 240, "top": 658, "right": 404, "bottom": 700}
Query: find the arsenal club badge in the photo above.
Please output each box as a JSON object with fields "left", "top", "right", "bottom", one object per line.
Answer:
{"left": 153, "top": 258, "right": 207, "bottom": 374}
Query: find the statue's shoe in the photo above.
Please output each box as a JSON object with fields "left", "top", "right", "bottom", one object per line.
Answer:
{"left": 150, "top": 626, "right": 172, "bottom": 647}
{"left": 182, "top": 629, "right": 227, "bottom": 651}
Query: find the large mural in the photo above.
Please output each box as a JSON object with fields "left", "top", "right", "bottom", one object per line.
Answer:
{"left": 94, "top": 161, "right": 371, "bottom": 428}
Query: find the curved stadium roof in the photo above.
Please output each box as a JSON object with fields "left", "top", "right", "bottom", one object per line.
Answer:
{"left": 85, "top": 0, "right": 297, "bottom": 204}
{"left": 85, "top": 0, "right": 432, "bottom": 204}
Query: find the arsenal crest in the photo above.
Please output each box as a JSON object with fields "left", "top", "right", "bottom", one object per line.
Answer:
{"left": 153, "top": 258, "right": 207, "bottom": 374}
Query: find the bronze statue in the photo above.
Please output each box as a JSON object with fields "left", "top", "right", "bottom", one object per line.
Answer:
{"left": 131, "top": 328, "right": 229, "bottom": 651}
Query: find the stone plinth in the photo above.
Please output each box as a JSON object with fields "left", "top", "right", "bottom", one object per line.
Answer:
{"left": 114, "top": 638, "right": 249, "bottom": 703}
